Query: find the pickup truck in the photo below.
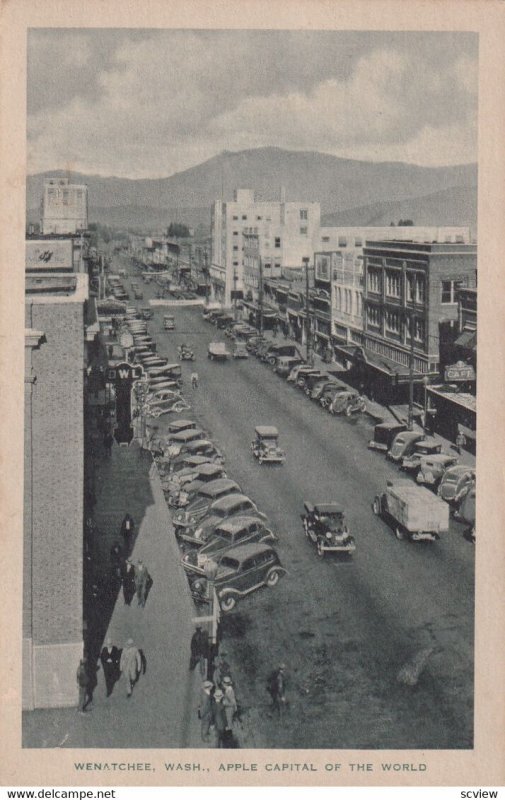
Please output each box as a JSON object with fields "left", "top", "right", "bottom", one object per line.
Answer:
{"left": 373, "top": 479, "right": 449, "bottom": 542}
{"left": 208, "top": 342, "right": 230, "bottom": 361}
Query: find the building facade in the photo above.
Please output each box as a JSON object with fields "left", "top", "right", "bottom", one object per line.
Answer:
{"left": 24, "top": 273, "right": 89, "bottom": 709}
{"left": 41, "top": 178, "right": 88, "bottom": 235}
{"left": 211, "top": 188, "right": 320, "bottom": 305}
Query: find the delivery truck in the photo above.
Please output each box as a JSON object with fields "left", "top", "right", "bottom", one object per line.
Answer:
{"left": 372, "top": 479, "right": 449, "bottom": 542}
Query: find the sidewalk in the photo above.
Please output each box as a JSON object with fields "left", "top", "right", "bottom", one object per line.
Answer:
{"left": 256, "top": 327, "right": 475, "bottom": 468}
{"left": 23, "top": 431, "right": 206, "bottom": 748}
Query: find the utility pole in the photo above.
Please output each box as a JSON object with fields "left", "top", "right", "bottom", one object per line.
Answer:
{"left": 407, "top": 312, "right": 416, "bottom": 431}
{"left": 203, "top": 251, "right": 210, "bottom": 305}
{"left": 258, "top": 256, "right": 264, "bottom": 335}
{"left": 233, "top": 269, "right": 238, "bottom": 320}
{"left": 303, "top": 257, "right": 313, "bottom": 365}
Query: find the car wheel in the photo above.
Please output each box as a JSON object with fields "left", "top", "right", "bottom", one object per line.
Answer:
{"left": 320, "top": 398, "right": 328, "bottom": 408}
{"left": 316, "top": 542, "right": 325, "bottom": 558}
{"left": 258, "top": 457, "right": 263, "bottom": 464}
{"left": 220, "top": 594, "right": 236, "bottom": 613}
{"left": 345, "top": 404, "right": 352, "bottom": 417}
{"left": 372, "top": 497, "right": 381, "bottom": 516}
{"left": 266, "top": 569, "right": 281, "bottom": 587}
{"left": 395, "top": 526, "right": 405, "bottom": 541}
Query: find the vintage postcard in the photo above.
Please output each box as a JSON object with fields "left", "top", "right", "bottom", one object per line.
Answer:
{"left": 0, "top": 0, "right": 504, "bottom": 790}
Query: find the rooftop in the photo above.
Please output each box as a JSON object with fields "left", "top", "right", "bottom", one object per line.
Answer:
{"left": 25, "top": 273, "right": 88, "bottom": 303}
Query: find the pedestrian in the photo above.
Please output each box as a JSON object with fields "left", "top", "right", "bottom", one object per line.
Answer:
{"left": 199, "top": 680, "right": 215, "bottom": 742}
{"left": 189, "top": 626, "right": 208, "bottom": 675}
{"left": 121, "top": 559, "right": 136, "bottom": 606}
{"left": 110, "top": 541, "right": 123, "bottom": 574}
{"left": 222, "top": 675, "right": 238, "bottom": 730}
{"left": 100, "top": 638, "right": 121, "bottom": 697}
{"left": 120, "top": 513, "right": 135, "bottom": 552}
{"left": 272, "top": 323, "right": 278, "bottom": 338}
{"left": 455, "top": 430, "right": 467, "bottom": 455}
{"left": 135, "top": 559, "right": 151, "bottom": 608}
{"left": 191, "top": 371, "right": 199, "bottom": 389}
{"left": 76, "top": 658, "right": 92, "bottom": 714}
{"left": 266, "top": 663, "right": 287, "bottom": 717}
{"left": 212, "top": 652, "right": 231, "bottom": 690}
{"left": 103, "top": 431, "right": 114, "bottom": 457}
{"left": 120, "top": 639, "right": 143, "bottom": 698}
{"left": 213, "top": 689, "right": 227, "bottom": 748}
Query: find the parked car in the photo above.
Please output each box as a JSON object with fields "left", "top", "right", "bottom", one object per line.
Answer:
{"left": 251, "top": 425, "right": 286, "bottom": 464}
{"left": 287, "top": 365, "right": 318, "bottom": 385}
{"left": 145, "top": 397, "right": 190, "bottom": 418}
{"left": 189, "top": 543, "right": 286, "bottom": 612}
{"left": 205, "top": 309, "right": 227, "bottom": 323}
{"left": 437, "top": 465, "right": 476, "bottom": 506}
{"left": 168, "top": 463, "right": 228, "bottom": 506}
{"left": 319, "top": 384, "right": 349, "bottom": 409}
{"left": 216, "top": 314, "right": 235, "bottom": 330}
{"left": 401, "top": 437, "right": 444, "bottom": 473}
{"left": 329, "top": 390, "right": 366, "bottom": 416}
{"left": 173, "top": 438, "right": 224, "bottom": 463}
{"left": 182, "top": 515, "right": 276, "bottom": 576}
{"left": 177, "top": 493, "right": 266, "bottom": 547}
{"left": 133, "top": 288, "right": 144, "bottom": 300}
{"left": 140, "top": 307, "right": 154, "bottom": 320}
{"left": 166, "top": 418, "right": 198, "bottom": 435}
{"left": 301, "top": 502, "right": 356, "bottom": 557}
{"left": 388, "top": 431, "right": 426, "bottom": 463}
{"left": 173, "top": 479, "right": 242, "bottom": 531}
{"left": 262, "top": 343, "right": 302, "bottom": 366}
{"left": 416, "top": 453, "right": 459, "bottom": 488}
{"left": 163, "top": 315, "right": 176, "bottom": 330}
{"left": 146, "top": 382, "right": 179, "bottom": 397}
{"left": 246, "top": 335, "right": 268, "bottom": 354}
{"left": 275, "top": 355, "right": 305, "bottom": 378}
{"left": 208, "top": 342, "right": 231, "bottom": 361}
{"left": 368, "top": 421, "right": 408, "bottom": 452}
{"left": 233, "top": 342, "right": 249, "bottom": 359}
{"left": 165, "top": 453, "right": 217, "bottom": 476}
{"left": 453, "top": 484, "right": 475, "bottom": 536}
{"left": 310, "top": 378, "right": 344, "bottom": 402}
{"left": 373, "top": 479, "right": 449, "bottom": 541}
{"left": 165, "top": 427, "right": 204, "bottom": 448}
{"left": 303, "top": 372, "right": 331, "bottom": 396}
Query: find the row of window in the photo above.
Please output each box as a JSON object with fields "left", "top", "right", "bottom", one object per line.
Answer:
{"left": 366, "top": 306, "right": 425, "bottom": 341}
{"left": 231, "top": 209, "right": 309, "bottom": 222}
{"left": 367, "top": 268, "right": 427, "bottom": 303}
{"left": 334, "top": 287, "right": 362, "bottom": 318}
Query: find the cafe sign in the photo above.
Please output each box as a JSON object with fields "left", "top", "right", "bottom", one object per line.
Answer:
{"left": 26, "top": 239, "right": 73, "bottom": 271}
{"left": 444, "top": 361, "right": 476, "bottom": 382}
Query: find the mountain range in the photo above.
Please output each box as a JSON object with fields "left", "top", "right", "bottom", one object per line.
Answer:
{"left": 26, "top": 147, "right": 477, "bottom": 232}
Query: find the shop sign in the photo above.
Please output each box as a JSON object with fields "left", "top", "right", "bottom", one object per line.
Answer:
{"left": 444, "top": 361, "right": 476, "bottom": 382}
{"left": 26, "top": 239, "right": 73, "bottom": 270}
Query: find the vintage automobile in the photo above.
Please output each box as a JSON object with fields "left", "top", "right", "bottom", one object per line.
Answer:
{"left": 233, "top": 342, "right": 249, "bottom": 359}
{"left": 400, "top": 437, "right": 443, "bottom": 473}
{"left": 368, "top": 421, "right": 407, "bottom": 452}
{"left": 387, "top": 430, "right": 426, "bottom": 463}
{"left": 287, "top": 365, "right": 318, "bottom": 385}
{"left": 296, "top": 369, "right": 326, "bottom": 390}
{"left": 204, "top": 309, "right": 227, "bottom": 323}
{"left": 163, "top": 314, "right": 176, "bottom": 330}
{"left": 246, "top": 335, "right": 268, "bottom": 354}
{"left": 148, "top": 363, "right": 182, "bottom": 381}
{"left": 262, "top": 343, "right": 302, "bottom": 366}
{"left": 373, "top": 479, "right": 449, "bottom": 542}
{"left": 166, "top": 418, "right": 198, "bottom": 435}
{"left": 177, "top": 344, "right": 195, "bottom": 361}
{"left": 133, "top": 287, "right": 144, "bottom": 300}
{"left": 140, "top": 306, "right": 154, "bottom": 320}
{"left": 182, "top": 515, "right": 276, "bottom": 576}
{"left": 437, "top": 465, "right": 476, "bottom": 506}
{"left": 319, "top": 384, "right": 348, "bottom": 409}
{"left": 415, "top": 453, "right": 460, "bottom": 488}
{"left": 215, "top": 314, "right": 235, "bottom": 330}
{"left": 165, "top": 427, "right": 204, "bottom": 448}
{"left": 173, "top": 479, "right": 242, "bottom": 531}
{"left": 169, "top": 439, "right": 224, "bottom": 468}
{"left": 140, "top": 357, "right": 168, "bottom": 369}
{"left": 275, "top": 355, "right": 305, "bottom": 378}
{"left": 310, "top": 378, "right": 344, "bottom": 402}
{"left": 188, "top": 543, "right": 286, "bottom": 612}
{"left": 329, "top": 390, "right": 366, "bottom": 416}
{"left": 146, "top": 382, "right": 180, "bottom": 398}
{"left": 303, "top": 372, "right": 331, "bottom": 396}
{"left": 453, "top": 483, "right": 475, "bottom": 538}
{"left": 167, "top": 463, "right": 228, "bottom": 506}
{"left": 145, "top": 397, "right": 190, "bottom": 418}
{"left": 177, "top": 493, "right": 266, "bottom": 547}
{"left": 164, "top": 453, "right": 217, "bottom": 476}
{"left": 301, "top": 502, "right": 356, "bottom": 557}
{"left": 208, "top": 342, "right": 231, "bottom": 361}
{"left": 251, "top": 426, "right": 286, "bottom": 464}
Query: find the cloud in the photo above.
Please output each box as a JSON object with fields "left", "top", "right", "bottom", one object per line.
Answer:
{"left": 27, "top": 31, "right": 478, "bottom": 177}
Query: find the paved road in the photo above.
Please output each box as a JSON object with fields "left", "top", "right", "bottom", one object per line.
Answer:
{"left": 122, "top": 258, "right": 475, "bottom": 749}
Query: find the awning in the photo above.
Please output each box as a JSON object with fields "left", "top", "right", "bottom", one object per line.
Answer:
{"left": 332, "top": 343, "right": 429, "bottom": 382}
{"left": 454, "top": 329, "right": 477, "bottom": 350}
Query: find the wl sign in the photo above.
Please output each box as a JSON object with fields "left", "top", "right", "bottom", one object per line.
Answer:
{"left": 444, "top": 362, "right": 476, "bottom": 382}
{"left": 107, "top": 362, "right": 143, "bottom": 445}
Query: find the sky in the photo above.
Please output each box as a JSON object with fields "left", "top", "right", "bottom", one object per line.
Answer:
{"left": 27, "top": 30, "right": 478, "bottom": 179}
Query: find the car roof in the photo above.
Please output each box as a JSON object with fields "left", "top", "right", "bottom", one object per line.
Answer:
{"left": 255, "top": 425, "right": 279, "bottom": 436}
{"left": 414, "top": 437, "right": 440, "bottom": 448}
{"left": 168, "top": 419, "right": 195, "bottom": 429}
{"left": 420, "top": 453, "right": 455, "bottom": 463}
{"left": 221, "top": 542, "right": 275, "bottom": 560}
{"left": 185, "top": 439, "right": 214, "bottom": 450}
{"left": 312, "top": 502, "right": 345, "bottom": 514}
{"left": 212, "top": 493, "right": 252, "bottom": 510}
{"left": 183, "top": 455, "right": 214, "bottom": 465}
{"left": 443, "top": 465, "right": 475, "bottom": 478}
{"left": 199, "top": 479, "right": 239, "bottom": 496}
{"left": 214, "top": 515, "right": 266, "bottom": 535}
{"left": 170, "top": 428, "right": 203, "bottom": 441}
{"left": 195, "top": 462, "right": 223, "bottom": 476}
{"left": 376, "top": 421, "right": 406, "bottom": 430}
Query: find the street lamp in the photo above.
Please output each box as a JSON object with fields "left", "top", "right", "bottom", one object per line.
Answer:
{"left": 422, "top": 375, "right": 429, "bottom": 431}
{"left": 303, "top": 257, "right": 313, "bottom": 366}
{"left": 407, "top": 312, "right": 416, "bottom": 431}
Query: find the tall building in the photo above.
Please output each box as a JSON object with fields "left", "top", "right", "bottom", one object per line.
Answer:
{"left": 40, "top": 177, "right": 88, "bottom": 235}
{"left": 336, "top": 239, "right": 478, "bottom": 403}
{"left": 211, "top": 188, "right": 320, "bottom": 305}
{"left": 24, "top": 273, "right": 90, "bottom": 709}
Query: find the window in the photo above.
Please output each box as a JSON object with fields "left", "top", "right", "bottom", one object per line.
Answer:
{"left": 233, "top": 230, "right": 239, "bottom": 236}
{"left": 233, "top": 261, "right": 239, "bottom": 266}
{"left": 416, "top": 277, "right": 425, "bottom": 303}
{"left": 322, "top": 236, "right": 330, "bottom": 243}
{"left": 441, "top": 279, "right": 463, "bottom": 304}
{"left": 233, "top": 245, "right": 238, "bottom": 251}
{"left": 385, "top": 310, "right": 400, "bottom": 334}
{"left": 300, "top": 226, "right": 308, "bottom": 235}
{"left": 242, "top": 215, "right": 247, "bottom": 220}
{"left": 256, "top": 216, "right": 262, "bottom": 221}
{"left": 406, "top": 317, "right": 425, "bottom": 343}
{"left": 406, "top": 274, "right": 415, "bottom": 302}
{"left": 232, "top": 215, "right": 238, "bottom": 220}
{"left": 385, "top": 270, "right": 401, "bottom": 298}
{"left": 367, "top": 268, "right": 382, "bottom": 294}
{"left": 367, "top": 305, "right": 381, "bottom": 328}
{"left": 338, "top": 236, "right": 347, "bottom": 248}
{"left": 354, "top": 237, "right": 363, "bottom": 247}
{"left": 275, "top": 237, "right": 281, "bottom": 248}
{"left": 274, "top": 261, "right": 281, "bottom": 268}
{"left": 300, "top": 209, "right": 308, "bottom": 220}
{"left": 264, "top": 262, "right": 271, "bottom": 269}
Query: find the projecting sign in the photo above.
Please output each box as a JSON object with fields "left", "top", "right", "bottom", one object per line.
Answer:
{"left": 444, "top": 361, "right": 476, "bottom": 382}
{"left": 26, "top": 239, "right": 73, "bottom": 271}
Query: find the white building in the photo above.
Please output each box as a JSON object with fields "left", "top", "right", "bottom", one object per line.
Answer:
{"left": 40, "top": 178, "right": 88, "bottom": 235}
{"left": 211, "top": 188, "right": 320, "bottom": 305}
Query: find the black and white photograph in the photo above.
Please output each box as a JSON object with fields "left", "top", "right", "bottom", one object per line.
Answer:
{"left": 1, "top": 0, "right": 504, "bottom": 790}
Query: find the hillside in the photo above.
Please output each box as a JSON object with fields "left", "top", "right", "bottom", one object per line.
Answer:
{"left": 26, "top": 147, "right": 477, "bottom": 223}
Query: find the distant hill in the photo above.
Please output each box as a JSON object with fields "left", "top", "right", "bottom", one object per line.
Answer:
{"left": 321, "top": 185, "right": 477, "bottom": 233}
{"left": 27, "top": 147, "right": 477, "bottom": 230}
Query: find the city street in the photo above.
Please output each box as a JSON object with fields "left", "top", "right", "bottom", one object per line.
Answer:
{"left": 123, "top": 258, "right": 475, "bottom": 750}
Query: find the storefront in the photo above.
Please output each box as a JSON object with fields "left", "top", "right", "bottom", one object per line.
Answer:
{"left": 426, "top": 385, "right": 476, "bottom": 451}
{"left": 331, "top": 343, "right": 427, "bottom": 404}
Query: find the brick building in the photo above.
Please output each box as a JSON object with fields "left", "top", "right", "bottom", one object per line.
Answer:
{"left": 24, "top": 273, "right": 89, "bottom": 709}
{"left": 40, "top": 177, "right": 88, "bottom": 235}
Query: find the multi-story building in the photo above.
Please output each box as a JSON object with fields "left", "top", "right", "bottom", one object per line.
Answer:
{"left": 40, "top": 178, "right": 88, "bottom": 235}
{"left": 211, "top": 188, "right": 320, "bottom": 305}
{"left": 335, "top": 240, "right": 478, "bottom": 403}
{"left": 24, "top": 273, "right": 91, "bottom": 709}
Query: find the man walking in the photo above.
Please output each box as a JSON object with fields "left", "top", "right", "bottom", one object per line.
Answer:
{"left": 100, "top": 638, "right": 121, "bottom": 697}
{"left": 76, "top": 658, "right": 92, "bottom": 714}
{"left": 191, "top": 371, "right": 199, "bottom": 389}
{"left": 267, "top": 663, "right": 287, "bottom": 717}
{"left": 213, "top": 689, "right": 227, "bottom": 748}
{"left": 135, "top": 560, "right": 152, "bottom": 608}
{"left": 120, "top": 513, "right": 135, "bottom": 552}
{"left": 103, "top": 431, "right": 114, "bottom": 457}
{"left": 222, "top": 675, "right": 238, "bottom": 731}
{"left": 120, "top": 639, "right": 143, "bottom": 698}
{"left": 199, "top": 680, "right": 214, "bottom": 742}
{"left": 121, "top": 559, "right": 136, "bottom": 606}
{"left": 189, "top": 626, "right": 208, "bottom": 675}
